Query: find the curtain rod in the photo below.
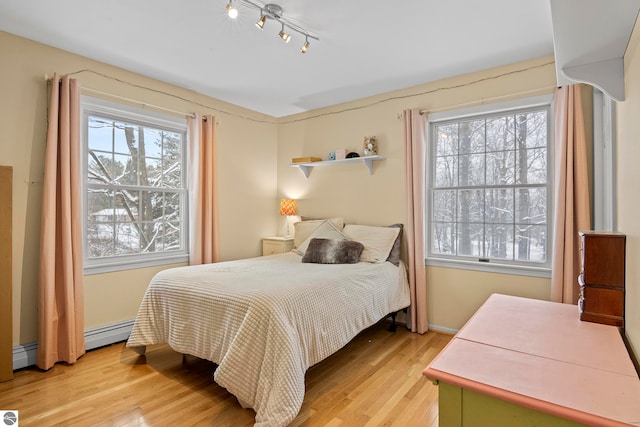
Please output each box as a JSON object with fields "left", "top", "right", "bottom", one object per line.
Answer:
{"left": 419, "top": 85, "right": 557, "bottom": 115}
{"left": 81, "top": 86, "right": 197, "bottom": 119}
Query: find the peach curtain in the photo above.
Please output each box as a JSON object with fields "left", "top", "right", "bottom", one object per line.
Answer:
{"left": 37, "top": 74, "right": 85, "bottom": 370}
{"left": 551, "top": 85, "right": 591, "bottom": 304}
{"left": 403, "top": 109, "right": 428, "bottom": 333}
{"left": 188, "top": 114, "right": 219, "bottom": 265}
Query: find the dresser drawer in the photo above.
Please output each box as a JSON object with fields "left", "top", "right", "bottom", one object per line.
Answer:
{"left": 579, "top": 285, "right": 624, "bottom": 327}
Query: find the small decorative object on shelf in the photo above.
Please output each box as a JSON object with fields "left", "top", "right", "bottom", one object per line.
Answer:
{"left": 335, "top": 149, "right": 347, "bottom": 160}
{"left": 363, "top": 136, "right": 377, "bottom": 156}
{"left": 346, "top": 152, "right": 360, "bottom": 158}
{"left": 328, "top": 151, "right": 336, "bottom": 160}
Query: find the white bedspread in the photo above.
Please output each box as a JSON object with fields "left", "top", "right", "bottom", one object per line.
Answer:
{"left": 126, "top": 252, "right": 410, "bottom": 426}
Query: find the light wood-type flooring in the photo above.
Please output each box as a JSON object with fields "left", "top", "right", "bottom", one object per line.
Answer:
{"left": 0, "top": 321, "right": 451, "bottom": 426}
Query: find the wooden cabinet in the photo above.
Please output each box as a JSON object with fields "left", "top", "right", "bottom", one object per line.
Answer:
{"left": 578, "top": 231, "right": 626, "bottom": 327}
{"left": 262, "top": 237, "right": 294, "bottom": 256}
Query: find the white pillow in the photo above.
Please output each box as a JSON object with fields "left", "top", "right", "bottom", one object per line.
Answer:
{"left": 293, "top": 217, "right": 344, "bottom": 248}
{"left": 343, "top": 224, "right": 401, "bottom": 263}
{"left": 295, "top": 220, "right": 351, "bottom": 256}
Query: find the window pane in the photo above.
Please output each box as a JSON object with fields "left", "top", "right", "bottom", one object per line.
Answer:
{"left": 162, "top": 132, "right": 183, "bottom": 188}
{"left": 485, "top": 188, "right": 514, "bottom": 223}
{"left": 517, "top": 111, "right": 547, "bottom": 149}
{"left": 113, "top": 153, "right": 136, "bottom": 185}
{"left": 517, "top": 147, "right": 547, "bottom": 185}
{"left": 485, "top": 224, "right": 514, "bottom": 260}
{"left": 114, "top": 222, "right": 140, "bottom": 255}
{"left": 145, "top": 157, "right": 163, "bottom": 187}
{"left": 457, "top": 189, "right": 484, "bottom": 223}
{"left": 87, "top": 188, "right": 115, "bottom": 258}
{"left": 458, "top": 154, "right": 484, "bottom": 186}
{"left": 433, "top": 190, "right": 456, "bottom": 222}
{"left": 164, "top": 191, "right": 182, "bottom": 222}
{"left": 486, "top": 150, "right": 515, "bottom": 186}
{"left": 486, "top": 116, "right": 515, "bottom": 151}
{"left": 87, "top": 117, "right": 114, "bottom": 152}
{"left": 142, "top": 128, "right": 163, "bottom": 158}
{"left": 88, "top": 152, "right": 112, "bottom": 184}
{"left": 458, "top": 120, "right": 485, "bottom": 154}
{"left": 435, "top": 156, "right": 457, "bottom": 187}
{"left": 164, "top": 221, "right": 182, "bottom": 251}
{"left": 435, "top": 124, "right": 458, "bottom": 156}
{"left": 516, "top": 224, "right": 546, "bottom": 262}
{"left": 113, "top": 123, "right": 137, "bottom": 155}
{"left": 516, "top": 188, "right": 546, "bottom": 224}
{"left": 432, "top": 222, "right": 455, "bottom": 255}
{"left": 457, "top": 223, "right": 484, "bottom": 257}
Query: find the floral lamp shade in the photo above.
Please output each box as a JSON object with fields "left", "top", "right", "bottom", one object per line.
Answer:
{"left": 280, "top": 199, "right": 297, "bottom": 216}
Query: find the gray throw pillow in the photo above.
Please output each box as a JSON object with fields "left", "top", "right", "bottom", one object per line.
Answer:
{"left": 301, "top": 238, "right": 364, "bottom": 264}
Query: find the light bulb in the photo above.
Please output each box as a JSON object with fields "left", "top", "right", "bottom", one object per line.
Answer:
{"left": 279, "top": 25, "right": 291, "bottom": 43}
{"left": 226, "top": 3, "right": 238, "bottom": 19}
{"left": 301, "top": 39, "right": 309, "bottom": 53}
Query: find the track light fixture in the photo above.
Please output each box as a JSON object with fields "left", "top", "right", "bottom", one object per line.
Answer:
{"left": 300, "top": 37, "right": 309, "bottom": 54}
{"left": 224, "top": 0, "right": 319, "bottom": 53}
{"left": 278, "top": 23, "right": 291, "bottom": 43}
{"left": 226, "top": 1, "right": 238, "bottom": 19}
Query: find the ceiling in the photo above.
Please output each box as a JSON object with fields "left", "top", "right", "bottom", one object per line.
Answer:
{"left": 0, "top": 0, "right": 555, "bottom": 117}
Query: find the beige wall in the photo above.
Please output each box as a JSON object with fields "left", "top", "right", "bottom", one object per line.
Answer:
{"left": 618, "top": 19, "right": 640, "bottom": 360}
{"left": 0, "top": 31, "right": 279, "bottom": 345}
{"left": 5, "top": 26, "right": 614, "bottom": 346}
{"left": 277, "top": 56, "right": 557, "bottom": 331}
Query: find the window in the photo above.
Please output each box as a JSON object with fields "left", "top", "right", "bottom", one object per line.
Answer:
{"left": 426, "top": 96, "right": 552, "bottom": 276}
{"left": 82, "top": 97, "right": 189, "bottom": 273}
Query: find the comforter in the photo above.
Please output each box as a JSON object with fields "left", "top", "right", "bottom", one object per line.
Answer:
{"left": 126, "top": 252, "right": 410, "bottom": 426}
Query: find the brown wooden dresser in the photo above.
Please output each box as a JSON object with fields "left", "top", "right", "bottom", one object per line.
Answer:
{"left": 578, "top": 230, "right": 626, "bottom": 327}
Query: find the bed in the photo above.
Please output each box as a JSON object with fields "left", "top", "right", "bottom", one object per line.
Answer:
{"left": 126, "top": 220, "right": 410, "bottom": 426}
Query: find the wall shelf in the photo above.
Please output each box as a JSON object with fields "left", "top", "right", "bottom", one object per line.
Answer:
{"left": 550, "top": 0, "right": 640, "bottom": 101}
{"left": 291, "top": 155, "right": 385, "bottom": 178}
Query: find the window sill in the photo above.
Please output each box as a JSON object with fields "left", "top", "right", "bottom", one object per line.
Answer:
{"left": 425, "top": 257, "right": 551, "bottom": 279}
{"left": 84, "top": 253, "right": 189, "bottom": 275}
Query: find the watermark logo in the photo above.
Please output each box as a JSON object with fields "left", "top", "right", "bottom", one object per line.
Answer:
{"left": 1, "top": 411, "right": 18, "bottom": 426}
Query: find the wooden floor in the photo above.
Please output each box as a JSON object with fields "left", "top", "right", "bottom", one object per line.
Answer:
{"left": 0, "top": 321, "right": 451, "bottom": 426}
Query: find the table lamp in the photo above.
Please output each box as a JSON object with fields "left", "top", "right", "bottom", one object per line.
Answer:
{"left": 280, "top": 199, "right": 296, "bottom": 238}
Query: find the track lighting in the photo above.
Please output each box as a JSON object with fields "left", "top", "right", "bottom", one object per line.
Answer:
{"left": 224, "top": 0, "right": 319, "bottom": 53}
{"left": 279, "top": 24, "right": 290, "bottom": 43}
{"left": 300, "top": 37, "right": 309, "bottom": 54}
{"left": 226, "top": 1, "right": 238, "bottom": 19}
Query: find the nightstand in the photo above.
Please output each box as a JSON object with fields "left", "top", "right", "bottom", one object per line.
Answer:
{"left": 262, "top": 237, "right": 294, "bottom": 255}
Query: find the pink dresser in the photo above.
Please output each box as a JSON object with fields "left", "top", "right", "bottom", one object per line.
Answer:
{"left": 423, "top": 294, "right": 640, "bottom": 427}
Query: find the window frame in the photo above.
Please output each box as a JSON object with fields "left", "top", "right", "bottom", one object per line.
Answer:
{"left": 425, "top": 94, "right": 554, "bottom": 278}
{"left": 81, "top": 96, "right": 190, "bottom": 275}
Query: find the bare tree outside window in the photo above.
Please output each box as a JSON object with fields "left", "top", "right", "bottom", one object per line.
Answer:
{"left": 85, "top": 114, "right": 186, "bottom": 261}
{"left": 430, "top": 105, "right": 549, "bottom": 265}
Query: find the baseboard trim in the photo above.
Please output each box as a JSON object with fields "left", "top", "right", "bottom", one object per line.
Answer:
{"left": 428, "top": 324, "right": 459, "bottom": 335}
{"left": 13, "top": 319, "right": 455, "bottom": 369}
{"left": 13, "top": 319, "right": 134, "bottom": 370}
